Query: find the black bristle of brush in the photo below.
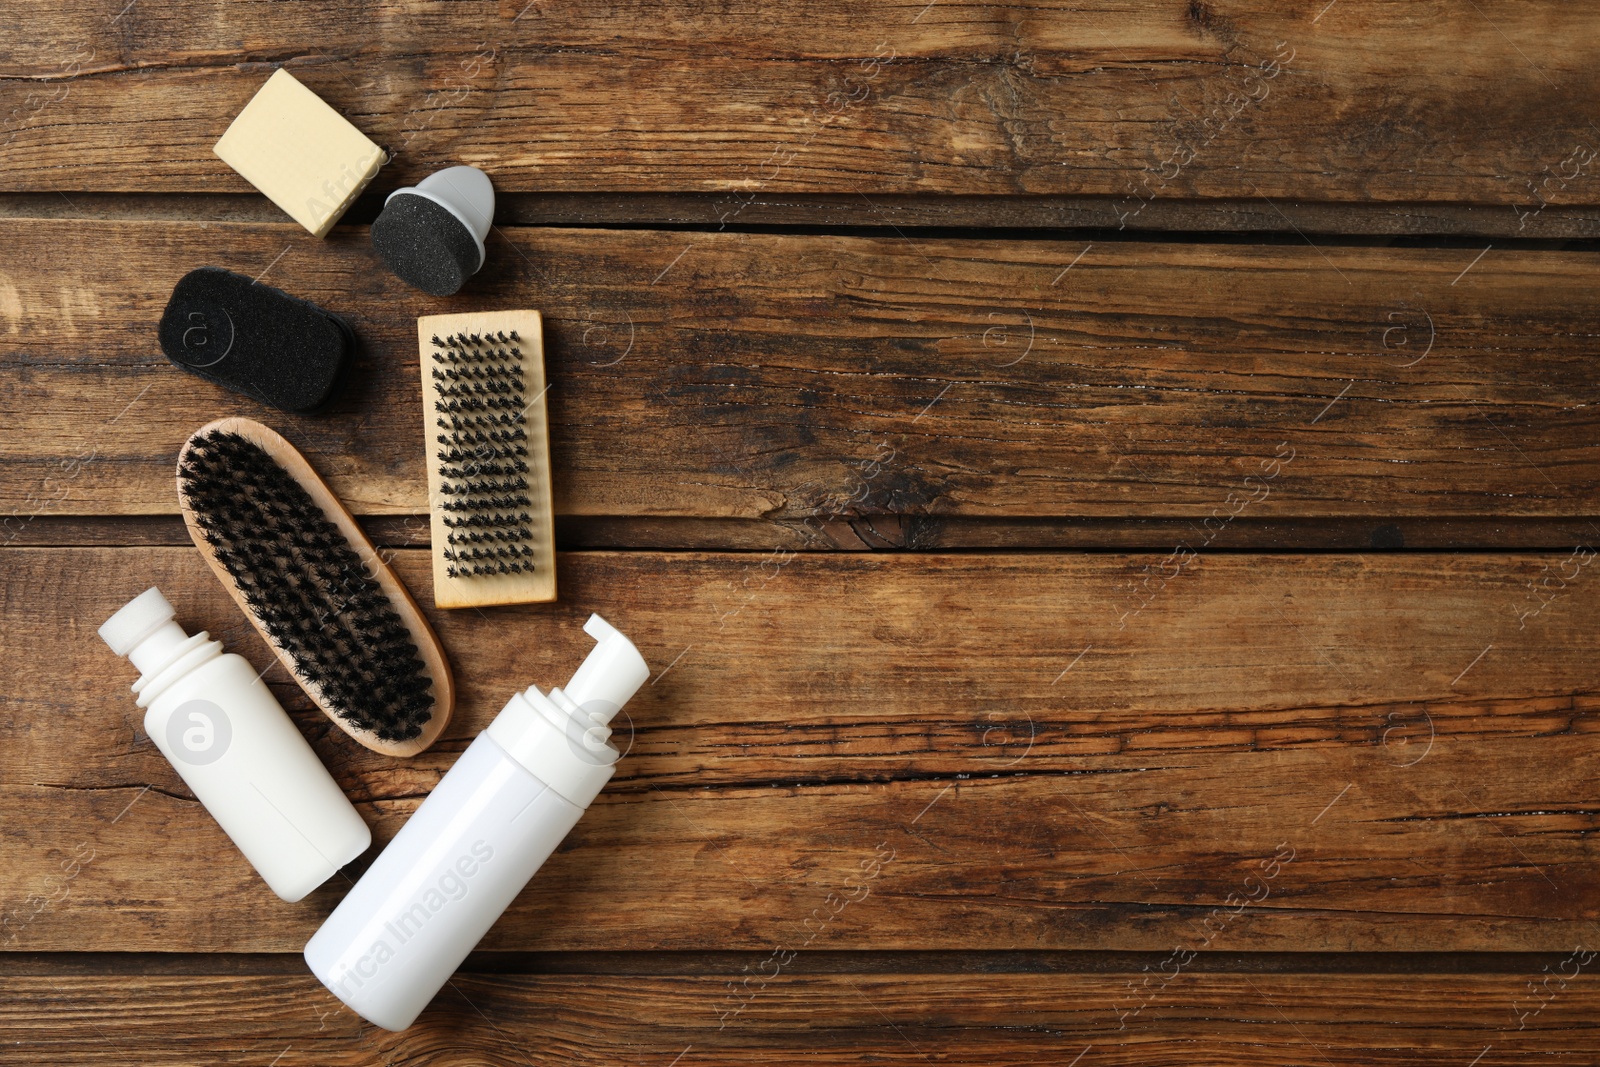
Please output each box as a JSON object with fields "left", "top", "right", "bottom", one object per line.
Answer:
{"left": 429, "top": 333, "right": 538, "bottom": 578}
{"left": 179, "top": 429, "right": 435, "bottom": 742}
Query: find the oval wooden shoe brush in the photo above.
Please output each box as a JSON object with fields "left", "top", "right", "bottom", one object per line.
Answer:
{"left": 177, "top": 417, "right": 454, "bottom": 757}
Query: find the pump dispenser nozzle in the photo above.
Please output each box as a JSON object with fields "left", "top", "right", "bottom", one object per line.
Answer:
{"left": 485, "top": 613, "right": 650, "bottom": 801}
{"left": 564, "top": 614, "right": 651, "bottom": 725}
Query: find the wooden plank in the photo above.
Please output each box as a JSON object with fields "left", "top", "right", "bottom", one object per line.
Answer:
{"left": 3, "top": 546, "right": 1598, "bottom": 953}
{"left": 3, "top": 220, "right": 1599, "bottom": 527}
{"left": 9, "top": 192, "right": 1600, "bottom": 240}
{"left": 5, "top": 968, "right": 1600, "bottom": 1065}
{"left": 2, "top": 2, "right": 1599, "bottom": 209}
{"left": 12, "top": 514, "right": 1600, "bottom": 552}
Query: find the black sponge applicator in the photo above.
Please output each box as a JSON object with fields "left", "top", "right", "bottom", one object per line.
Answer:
{"left": 371, "top": 166, "right": 494, "bottom": 297}
{"left": 158, "top": 267, "right": 355, "bottom": 414}
{"left": 372, "top": 196, "right": 479, "bottom": 296}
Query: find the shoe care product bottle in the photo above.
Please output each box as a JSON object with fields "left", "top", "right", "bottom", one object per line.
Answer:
{"left": 304, "top": 613, "right": 649, "bottom": 1030}
{"left": 99, "top": 587, "right": 371, "bottom": 902}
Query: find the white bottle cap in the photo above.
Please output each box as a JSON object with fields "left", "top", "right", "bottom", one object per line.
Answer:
{"left": 98, "top": 586, "right": 177, "bottom": 656}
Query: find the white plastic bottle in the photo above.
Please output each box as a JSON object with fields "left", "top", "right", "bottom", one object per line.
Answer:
{"left": 304, "top": 613, "right": 649, "bottom": 1030}
{"left": 99, "top": 587, "right": 371, "bottom": 902}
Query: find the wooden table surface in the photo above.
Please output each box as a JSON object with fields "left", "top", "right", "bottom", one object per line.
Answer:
{"left": 4, "top": 2, "right": 1600, "bottom": 1063}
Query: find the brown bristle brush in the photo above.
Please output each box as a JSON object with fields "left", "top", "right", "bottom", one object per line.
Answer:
{"left": 176, "top": 416, "right": 455, "bottom": 757}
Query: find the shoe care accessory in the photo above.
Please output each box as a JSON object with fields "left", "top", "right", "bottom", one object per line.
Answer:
{"left": 158, "top": 267, "right": 356, "bottom": 414}
{"left": 303, "top": 614, "right": 648, "bottom": 1030}
{"left": 177, "top": 417, "right": 455, "bottom": 756}
{"left": 372, "top": 165, "right": 495, "bottom": 296}
{"left": 213, "top": 68, "right": 384, "bottom": 238}
{"left": 416, "top": 311, "right": 556, "bottom": 608}
{"left": 99, "top": 587, "right": 371, "bottom": 902}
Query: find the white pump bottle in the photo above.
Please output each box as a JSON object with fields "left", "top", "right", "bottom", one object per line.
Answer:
{"left": 304, "top": 613, "right": 650, "bottom": 1030}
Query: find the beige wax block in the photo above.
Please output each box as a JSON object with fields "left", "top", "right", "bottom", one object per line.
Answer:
{"left": 214, "top": 69, "right": 384, "bottom": 238}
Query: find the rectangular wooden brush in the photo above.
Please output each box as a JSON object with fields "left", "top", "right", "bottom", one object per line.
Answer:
{"left": 417, "top": 310, "right": 556, "bottom": 608}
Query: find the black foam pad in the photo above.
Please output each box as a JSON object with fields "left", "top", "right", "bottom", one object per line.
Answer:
{"left": 158, "top": 267, "right": 354, "bottom": 414}
{"left": 371, "top": 192, "right": 480, "bottom": 297}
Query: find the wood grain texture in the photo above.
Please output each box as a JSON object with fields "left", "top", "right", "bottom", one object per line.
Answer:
{"left": 5, "top": 968, "right": 1600, "bottom": 1065}
{"left": 3, "top": 220, "right": 1598, "bottom": 533}
{"left": 3, "top": 546, "right": 1597, "bottom": 954}
{"left": 15, "top": 513, "right": 1600, "bottom": 553}
{"left": 7, "top": 2, "right": 1600, "bottom": 1054}
{"left": 2, "top": 2, "right": 1598, "bottom": 209}
{"left": 9, "top": 191, "right": 1600, "bottom": 239}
